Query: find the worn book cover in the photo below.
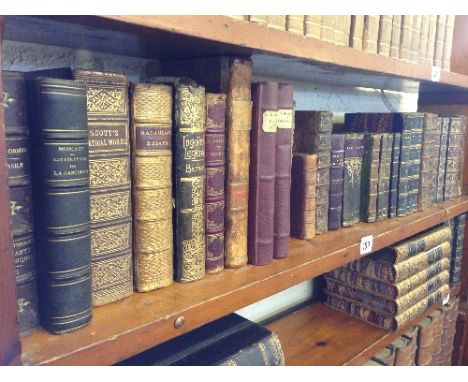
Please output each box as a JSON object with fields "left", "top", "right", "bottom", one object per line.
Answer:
{"left": 388, "top": 132, "right": 401, "bottom": 218}
{"left": 376, "top": 133, "right": 393, "bottom": 220}
{"left": 436, "top": 117, "right": 450, "bottom": 203}
{"left": 328, "top": 134, "right": 345, "bottom": 230}
{"left": 360, "top": 133, "right": 381, "bottom": 223}
{"left": 343, "top": 133, "right": 364, "bottom": 227}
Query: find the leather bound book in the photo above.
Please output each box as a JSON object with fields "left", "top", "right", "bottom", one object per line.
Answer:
{"left": 286, "top": 16, "right": 304, "bottom": 35}
{"left": 388, "top": 132, "right": 401, "bottom": 218}
{"left": 174, "top": 81, "right": 206, "bottom": 282}
{"left": 344, "top": 112, "right": 394, "bottom": 133}
{"left": 363, "top": 15, "right": 380, "bottom": 54}
{"left": 377, "top": 15, "right": 393, "bottom": 56}
{"left": 418, "top": 113, "right": 438, "bottom": 210}
{"left": 450, "top": 214, "right": 466, "bottom": 285}
{"left": 390, "top": 15, "right": 402, "bottom": 58}
{"left": 416, "top": 317, "right": 434, "bottom": 365}
{"left": 205, "top": 93, "right": 226, "bottom": 273}
{"left": 342, "top": 133, "right": 364, "bottom": 227}
{"left": 350, "top": 15, "right": 365, "bottom": 50}
{"left": 407, "top": 113, "right": 424, "bottom": 214}
{"left": 442, "top": 15, "right": 455, "bottom": 71}
{"left": 426, "top": 15, "right": 438, "bottom": 66}
{"left": 225, "top": 58, "right": 253, "bottom": 269}
{"left": 131, "top": 84, "right": 173, "bottom": 292}
{"left": 26, "top": 76, "right": 91, "bottom": 334}
{"left": 249, "top": 16, "right": 268, "bottom": 25}
{"left": 376, "top": 133, "right": 393, "bottom": 221}
{"left": 266, "top": 16, "right": 286, "bottom": 31}
{"left": 274, "top": 84, "right": 293, "bottom": 259}
{"left": 360, "top": 133, "right": 381, "bottom": 223}
{"left": 4, "top": 71, "right": 39, "bottom": 336}
{"left": 290, "top": 153, "right": 317, "bottom": 240}
{"left": 320, "top": 16, "right": 335, "bottom": 44}
{"left": 393, "top": 114, "right": 412, "bottom": 217}
{"left": 444, "top": 116, "right": 465, "bottom": 201}
{"left": 409, "top": 15, "right": 422, "bottom": 62}
{"left": 73, "top": 69, "right": 133, "bottom": 307}
{"left": 335, "top": 16, "right": 351, "bottom": 46}
{"left": 436, "top": 117, "right": 449, "bottom": 203}
{"left": 434, "top": 15, "right": 447, "bottom": 67}
{"left": 305, "top": 15, "right": 322, "bottom": 39}
{"left": 371, "top": 346, "right": 396, "bottom": 365}
{"left": 248, "top": 82, "right": 278, "bottom": 266}
{"left": 328, "top": 134, "right": 345, "bottom": 230}
{"left": 391, "top": 336, "right": 416, "bottom": 365}
{"left": 418, "top": 15, "right": 430, "bottom": 65}
{"left": 429, "top": 116, "right": 442, "bottom": 206}
{"left": 293, "top": 111, "right": 332, "bottom": 234}
{"left": 399, "top": 15, "right": 413, "bottom": 60}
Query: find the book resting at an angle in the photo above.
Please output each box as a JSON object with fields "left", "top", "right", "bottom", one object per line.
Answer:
{"left": 26, "top": 74, "right": 92, "bottom": 334}
{"left": 73, "top": 69, "right": 133, "bottom": 306}
{"left": 116, "top": 313, "right": 285, "bottom": 366}
{"left": 131, "top": 83, "right": 174, "bottom": 292}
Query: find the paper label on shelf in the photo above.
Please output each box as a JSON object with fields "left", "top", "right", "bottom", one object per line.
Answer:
{"left": 360, "top": 235, "right": 373, "bottom": 256}
{"left": 443, "top": 293, "right": 450, "bottom": 305}
{"left": 431, "top": 66, "right": 441, "bottom": 82}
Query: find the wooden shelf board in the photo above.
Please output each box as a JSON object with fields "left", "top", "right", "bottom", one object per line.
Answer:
{"left": 20, "top": 197, "right": 468, "bottom": 366}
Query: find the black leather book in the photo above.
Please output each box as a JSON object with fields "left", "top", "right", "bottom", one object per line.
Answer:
{"left": 26, "top": 75, "right": 92, "bottom": 334}
{"left": 377, "top": 133, "right": 393, "bottom": 221}
{"left": 328, "top": 134, "right": 345, "bottom": 230}
{"left": 343, "top": 133, "right": 364, "bottom": 227}
{"left": 116, "top": 313, "right": 285, "bottom": 366}
{"left": 388, "top": 133, "right": 401, "bottom": 218}
{"left": 3, "top": 71, "right": 39, "bottom": 336}
{"left": 393, "top": 114, "right": 412, "bottom": 217}
{"left": 436, "top": 117, "right": 449, "bottom": 203}
{"left": 360, "top": 133, "right": 381, "bottom": 223}
{"left": 407, "top": 113, "right": 423, "bottom": 214}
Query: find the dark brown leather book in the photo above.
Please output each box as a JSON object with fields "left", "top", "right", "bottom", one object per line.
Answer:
{"left": 4, "top": 71, "right": 39, "bottom": 336}
{"left": 248, "top": 82, "right": 278, "bottom": 266}
{"left": 273, "top": 84, "right": 293, "bottom": 259}
{"left": 290, "top": 153, "right": 317, "bottom": 240}
{"left": 205, "top": 93, "right": 226, "bottom": 273}
{"left": 376, "top": 133, "right": 393, "bottom": 221}
{"left": 74, "top": 69, "right": 133, "bottom": 306}
{"left": 360, "top": 133, "right": 382, "bottom": 223}
{"left": 343, "top": 133, "right": 364, "bottom": 227}
{"left": 293, "top": 111, "right": 332, "bottom": 234}
{"left": 131, "top": 83, "right": 174, "bottom": 292}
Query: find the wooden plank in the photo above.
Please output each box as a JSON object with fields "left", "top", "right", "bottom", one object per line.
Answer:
{"left": 20, "top": 197, "right": 468, "bottom": 366}
{"left": 267, "top": 299, "right": 448, "bottom": 366}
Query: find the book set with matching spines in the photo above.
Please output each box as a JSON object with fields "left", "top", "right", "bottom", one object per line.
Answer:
{"left": 449, "top": 213, "right": 466, "bottom": 286}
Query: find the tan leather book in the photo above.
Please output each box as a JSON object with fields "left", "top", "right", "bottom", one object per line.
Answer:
{"left": 131, "top": 84, "right": 174, "bottom": 292}
{"left": 267, "top": 16, "right": 286, "bottom": 31}
{"left": 418, "top": 15, "right": 430, "bottom": 65}
{"left": 417, "top": 316, "right": 435, "bottom": 365}
{"left": 286, "top": 15, "right": 304, "bottom": 35}
{"left": 350, "top": 15, "right": 365, "bottom": 50}
{"left": 410, "top": 15, "right": 422, "bottom": 62}
{"left": 426, "top": 15, "right": 438, "bottom": 66}
{"left": 249, "top": 15, "right": 268, "bottom": 25}
{"left": 363, "top": 15, "right": 380, "bottom": 54}
{"left": 371, "top": 346, "right": 396, "bottom": 365}
{"left": 305, "top": 15, "right": 322, "bottom": 39}
{"left": 377, "top": 15, "right": 393, "bottom": 56}
{"left": 443, "top": 15, "right": 455, "bottom": 71}
{"left": 434, "top": 15, "right": 447, "bottom": 67}
{"left": 334, "top": 16, "right": 350, "bottom": 46}
{"left": 390, "top": 15, "right": 402, "bottom": 58}
{"left": 229, "top": 16, "right": 249, "bottom": 21}
{"left": 321, "top": 16, "right": 335, "bottom": 43}
{"left": 391, "top": 336, "right": 416, "bottom": 365}
{"left": 399, "top": 15, "right": 413, "bottom": 60}
{"left": 74, "top": 70, "right": 133, "bottom": 306}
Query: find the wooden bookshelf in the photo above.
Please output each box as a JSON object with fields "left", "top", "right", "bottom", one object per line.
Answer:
{"left": 20, "top": 197, "right": 468, "bottom": 366}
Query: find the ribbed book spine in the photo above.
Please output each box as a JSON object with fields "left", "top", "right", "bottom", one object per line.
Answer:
{"left": 305, "top": 15, "right": 322, "bottom": 39}
{"left": 328, "top": 134, "right": 345, "bottom": 230}
{"left": 444, "top": 116, "right": 465, "bottom": 201}
{"left": 407, "top": 113, "right": 423, "bottom": 214}
{"left": 400, "top": 15, "right": 413, "bottom": 60}
{"left": 286, "top": 15, "right": 304, "bottom": 35}
{"left": 434, "top": 15, "right": 447, "bottom": 67}
{"left": 360, "top": 133, "right": 381, "bottom": 223}
{"left": 442, "top": 16, "right": 455, "bottom": 71}
{"left": 426, "top": 15, "right": 438, "bottom": 66}
{"left": 418, "top": 15, "right": 430, "bottom": 65}
{"left": 266, "top": 16, "right": 286, "bottom": 31}
{"left": 343, "top": 133, "right": 364, "bottom": 227}
{"left": 74, "top": 70, "right": 133, "bottom": 307}
{"left": 436, "top": 117, "right": 450, "bottom": 203}
{"left": 378, "top": 15, "right": 393, "bottom": 56}
{"left": 364, "top": 15, "right": 380, "bottom": 54}
{"left": 410, "top": 15, "right": 422, "bottom": 62}
{"left": 321, "top": 16, "right": 335, "bottom": 43}
{"left": 205, "top": 93, "right": 226, "bottom": 273}
{"left": 388, "top": 132, "right": 401, "bottom": 218}
{"left": 131, "top": 84, "right": 173, "bottom": 292}
{"left": 274, "top": 84, "right": 293, "bottom": 259}
{"left": 450, "top": 214, "right": 466, "bottom": 285}
{"left": 390, "top": 15, "right": 402, "bottom": 58}
{"left": 377, "top": 133, "right": 393, "bottom": 221}
{"left": 394, "top": 114, "right": 412, "bottom": 216}
{"left": 249, "top": 16, "right": 267, "bottom": 25}
{"left": 290, "top": 153, "right": 317, "bottom": 240}
{"left": 350, "top": 15, "right": 365, "bottom": 50}
{"left": 419, "top": 113, "right": 438, "bottom": 210}
{"left": 4, "top": 71, "right": 39, "bottom": 336}
{"left": 249, "top": 82, "right": 278, "bottom": 266}
{"left": 225, "top": 58, "right": 252, "bottom": 268}
{"left": 27, "top": 77, "right": 91, "bottom": 334}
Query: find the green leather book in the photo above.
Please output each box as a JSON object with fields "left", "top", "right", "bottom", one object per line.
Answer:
{"left": 376, "top": 133, "right": 393, "bottom": 221}
{"left": 343, "top": 133, "right": 364, "bottom": 227}
{"left": 360, "top": 133, "right": 381, "bottom": 223}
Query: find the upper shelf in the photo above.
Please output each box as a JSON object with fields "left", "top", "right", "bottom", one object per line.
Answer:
{"left": 4, "top": 15, "right": 468, "bottom": 93}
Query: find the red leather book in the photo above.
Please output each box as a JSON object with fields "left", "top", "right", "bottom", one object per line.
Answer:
{"left": 248, "top": 82, "right": 278, "bottom": 266}
{"left": 273, "top": 84, "right": 293, "bottom": 259}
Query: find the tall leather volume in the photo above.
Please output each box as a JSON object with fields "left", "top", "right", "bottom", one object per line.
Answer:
{"left": 363, "top": 15, "right": 380, "bottom": 54}
{"left": 248, "top": 82, "right": 278, "bottom": 266}
{"left": 305, "top": 16, "right": 322, "bottom": 39}
{"left": 409, "top": 15, "right": 422, "bottom": 62}
{"left": 442, "top": 16, "right": 455, "bottom": 71}
{"left": 3, "top": 71, "right": 39, "bottom": 335}
{"left": 174, "top": 82, "right": 206, "bottom": 281}
{"left": 293, "top": 111, "right": 332, "bottom": 234}
{"left": 400, "top": 15, "right": 413, "bottom": 60}
{"left": 377, "top": 15, "right": 393, "bottom": 56}
{"left": 390, "top": 15, "right": 402, "bottom": 58}
{"left": 407, "top": 113, "right": 424, "bottom": 214}
{"left": 376, "top": 133, "right": 393, "bottom": 220}
{"left": 342, "top": 133, "right": 364, "bottom": 227}
{"left": 26, "top": 76, "right": 91, "bottom": 334}
{"left": 360, "top": 133, "right": 381, "bottom": 223}
{"left": 286, "top": 16, "right": 304, "bottom": 35}
{"left": 436, "top": 117, "right": 449, "bottom": 203}
{"left": 273, "top": 84, "right": 293, "bottom": 259}
{"left": 418, "top": 15, "right": 430, "bottom": 65}
{"left": 393, "top": 113, "right": 412, "bottom": 217}
{"left": 290, "top": 153, "right": 317, "bottom": 240}
{"left": 320, "top": 16, "right": 335, "bottom": 43}
{"left": 444, "top": 116, "right": 465, "bottom": 201}
{"left": 350, "top": 15, "right": 365, "bottom": 50}
{"left": 426, "top": 15, "right": 438, "bottom": 66}
{"left": 388, "top": 133, "right": 401, "bottom": 218}
{"left": 73, "top": 70, "right": 133, "bottom": 306}
{"left": 434, "top": 15, "right": 447, "bottom": 68}
{"left": 328, "top": 134, "right": 345, "bottom": 230}
{"left": 205, "top": 93, "right": 226, "bottom": 273}
{"left": 131, "top": 84, "right": 174, "bottom": 291}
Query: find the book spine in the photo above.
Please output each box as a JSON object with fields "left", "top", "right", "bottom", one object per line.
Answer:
{"left": 377, "top": 133, "right": 393, "bottom": 221}
{"left": 410, "top": 15, "right": 422, "bottom": 62}
{"left": 286, "top": 15, "right": 304, "bottom": 35}
{"left": 343, "top": 133, "right": 364, "bottom": 227}
{"left": 426, "top": 15, "right": 438, "bottom": 66}
{"left": 273, "top": 84, "right": 293, "bottom": 259}
{"left": 321, "top": 16, "right": 335, "bottom": 43}
{"left": 334, "top": 16, "right": 350, "bottom": 46}
{"left": 266, "top": 16, "right": 286, "bottom": 31}
{"left": 364, "top": 15, "right": 380, "bottom": 54}
{"left": 360, "top": 133, "right": 381, "bottom": 223}
{"left": 408, "top": 114, "right": 423, "bottom": 214}
{"left": 450, "top": 214, "right": 466, "bottom": 285}
{"left": 350, "top": 15, "right": 365, "bottom": 50}
{"left": 328, "top": 134, "right": 345, "bottom": 230}
{"left": 444, "top": 117, "right": 465, "bottom": 201}
{"left": 4, "top": 71, "right": 39, "bottom": 336}
{"left": 442, "top": 15, "right": 455, "bottom": 71}
{"left": 27, "top": 77, "right": 91, "bottom": 334}
{"left": 400, "top": 15, "right": 413, "bottom": 60}
{"left": 390, "top": 15, "right": 402, "bottom": 58}
{"left": 419, "top": 113, "right": 438, "bottom": 210}
{"left": 388, "top": 132, "right": 401, "bottom": 218}
{"left": 225, "top": 57, "right": 253, "bottom": 268}
{"left": 418, "top": 15, "right": 430, "bottom": 65}
{"left": 174, "top": 83, "right": 206, "bottom": 282}
{"left": 205, "top": 93, "right": 226, "bottom": 273}
{"left": 248, "top": 82, "right": 278, "bottom": 266}
{"left": 436, "top": 117, "right": 450, "bottom": 203}
{"left": 131, "top": 84, "right": 173, "bottom": 292}
{"left": 305, "top": 15, "right": 322, "bottom": 39}
{"left": 290, "top": 154, "right": 317, "bottom": 240}
{"left": 249, "top": 16, "right": 268, "bottom": 25}
{"left": 396, "top": 115, "right": 412, "bottom": 217}
{"left": 434, "top": 15, "right": 447, "bottom": 67}
{"left": 73, "top": 70, "right": 133, "bottom": 307}
{"left": 378, "top": 15, "right": 393, "bottom": 56}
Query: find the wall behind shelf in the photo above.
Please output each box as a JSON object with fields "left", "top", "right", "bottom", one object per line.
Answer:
{"left": 2, "top": 40, "right": 420, "bottom": 325}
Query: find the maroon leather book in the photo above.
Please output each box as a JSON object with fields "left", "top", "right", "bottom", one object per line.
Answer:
{"left": 205, "top": 93, "right": 226, "bottom": 273}
{"left": 248, "top": 82, "right": 278, "bottom": 266}
{"left": 274, "top": 84, "right": 293, "bottom": 259}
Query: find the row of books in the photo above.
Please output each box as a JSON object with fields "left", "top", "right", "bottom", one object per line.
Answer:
{"left": 364, "top": 297, "right": 459, "bottom": 366}
{"left": 323, "top": 223, "right": 462, "bottom": 331}
{"left": 290, "top": 112, "right": 466, "bottom": 239}
{"left": 231, "top": 15, "right": 455, "bottom": 70}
